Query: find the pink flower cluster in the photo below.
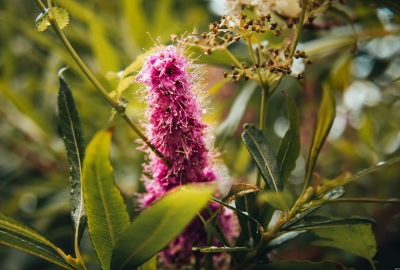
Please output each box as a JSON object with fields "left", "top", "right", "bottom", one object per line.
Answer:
{"left": 136, "top": 45, "right": 235, "bottom": 268}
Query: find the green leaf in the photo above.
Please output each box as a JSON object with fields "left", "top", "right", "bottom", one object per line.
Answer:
{"left": 253, "top": 260, "right": 353, "bottom": 270}
{"left": 82, "top": 129, "right": 130, "bottom": 270}
{"left": 276, "top": 93, "right": 301, "bottom": 187}
{"left": 0, "top": 213, "right": 54, "bottom": 247}
{"left": 304, "top": 84, "right": 336, "bottom": 190}
{"left": 35, "top": 7, "right": 69, "bottom": 32}
{"left": 111, "top": 184, "right": 215, "bottom": 270}
{"left": 289, "top": 216, "right": 375, "bottom": 231}
{"left": 312, "top": 224, "right": 377, "bottom": 264}
{"left": 58, "top": 75, "right": 86, "bottom": 245}
{"left": 242, "top": 124, "right": 282, "bottom": 191}
{"left": 0, "top": 231, "right": 74, "bottom": 270}
{"left": 258, "top": 191, "right": 293, "bottom": 212}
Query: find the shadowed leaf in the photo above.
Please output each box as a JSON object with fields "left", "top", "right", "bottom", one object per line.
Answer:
{"left": 242, "top": 124, "right": 282, "bottom": 191}
{"left": 0, "top": 231, "right": 74, "bottom": 270}
{"left": 276, "top": 93, "right": 301, "bottom": 187}
{"left": 58, "top": 75, "right": 86, "bottom": 245}
{"left": 312, "top": 224, "right": 377, "bottom": 265}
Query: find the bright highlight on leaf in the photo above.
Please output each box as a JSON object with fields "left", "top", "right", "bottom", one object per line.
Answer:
{"left": 35, "top": 7, "right": 69, "bottom": 32}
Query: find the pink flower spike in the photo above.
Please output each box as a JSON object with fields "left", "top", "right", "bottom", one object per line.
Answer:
{"left": 136, "top": 44, "right": 236, "bottom": 269}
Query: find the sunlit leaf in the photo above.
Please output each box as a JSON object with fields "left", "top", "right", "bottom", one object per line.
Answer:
{"left": 253, "top": 260, "right": 353, "bottom": 270}
{"left": 304, "top": 84, "right": 336, "bottom": 190}
{"left": 58, "top": 75, "right": 86, "bottom": 244}
{"left": 242, "top": 124, "right": 282, "bottom": 191}
{"left": 276, "top": 93, "right": 301, "bottom": 187}
{"left": 312, "top": 224, "right": 377, "bottom": 264}
{"left": 258, "top": 191, "right": 293, "bottom": 212}
{"left": 0, "top": 231, "right": 74, "bottom": 270}
{"left": 111, "top": 184, "right": 215, "bottom": 270}
{"left": 35, "top": 7, "right": 69, "bottom": 32}
{"left": 82, "top": 129, "right": 130, "bottom": 270}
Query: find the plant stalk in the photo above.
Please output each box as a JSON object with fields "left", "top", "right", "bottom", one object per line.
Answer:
{"left": 33, "top": 0, "right": 169, "bottom": 167}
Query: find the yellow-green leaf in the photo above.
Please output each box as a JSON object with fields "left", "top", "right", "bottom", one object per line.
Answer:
{"left": 83, "top": 129, "right": 130, "bottom": 270}
{"left": 35, "top": 7, "right": 69, "bottom": 32}
{"left": 312, "top": 224, "right": 377, "bottom": 265}
{"left": 304, "top": 84, "right": 336, "bottom": 190}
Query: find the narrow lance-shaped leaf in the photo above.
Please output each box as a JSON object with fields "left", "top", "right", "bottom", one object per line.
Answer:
{"left": 58, "top": 75, "right": 86, "bottom": 245}
{"left": 0, "top": 213, "right": 54, "bottom": 247}
{"left": 82, "top": 129, "right": 130, "bottom": 270}
{"left": 111, "top": 184, "right": 215, "bottom": 270}
{"left": 312, "top": 224, "right": 377, "bottom": 266}
{"left": 0, "top": 213, "right": 75, "bottom": 269}
{"left": 0, "top": 231, "right": 75, "bottom": 270}
{"left": 242, "top": 124, "right": 282, "bottom": 191}
{"left": 304, "top": 84, "right": 336, "bottom": 191}
{"left": 276, "top": 93, "right": 301, "bottom": 187}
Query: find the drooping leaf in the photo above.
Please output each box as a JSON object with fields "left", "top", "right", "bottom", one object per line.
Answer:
{"left": 304, "top": 84, "right": 336, "bottom": 190}
{"left": 276, "top": 93, "right": 301, "bottom": 187}
{"left": 0, "top": 213, "right": 54, "bottom": 247}
{"left": 35, "top": 7, "right": 69, "bottom": 32}
{"left": 242, "top": 124, "right": 282, "bottom": 191}
{"left": 223, "top": 183, "right": 261, "bottom": 204}
{"left": 253, "top": 260, "right": 353, "bottom": 270}
{"left": 58, "top": 75, "right": 86, "bottom": 245}
{"left": 0, "top": 231, "right": 74, "bottom": 270}
{"left": 258, "top": 191, "right": 293, "bottom": 212}
{"left": 312, "top": 224, "right": 377, "bottom": 264}
{"left": 82, "top": 129, "right": 130, "bottom": 270}
{"left": 111, "top": 184, "right": 215, "bottom": 270}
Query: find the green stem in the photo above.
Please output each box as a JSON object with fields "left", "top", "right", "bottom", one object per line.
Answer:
{"left": 224, "top": 49, "right": 244, "bottom": 70}
{"left": 33, "top": 0, "right": 169, "bottom": 167}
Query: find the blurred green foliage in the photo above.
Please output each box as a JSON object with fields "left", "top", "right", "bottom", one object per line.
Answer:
{"left": 0, "top": 0, "right": 400, "bottom": 269}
